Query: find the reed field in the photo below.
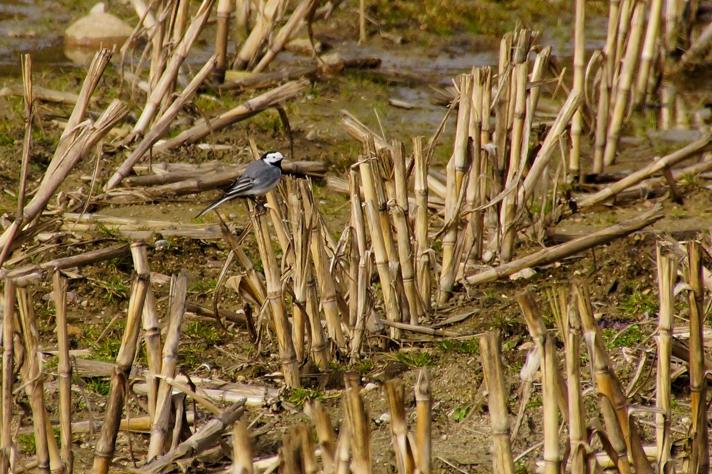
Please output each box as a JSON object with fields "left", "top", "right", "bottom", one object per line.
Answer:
{"left": 1, "top": 0, "right": 712, "bottom": 472}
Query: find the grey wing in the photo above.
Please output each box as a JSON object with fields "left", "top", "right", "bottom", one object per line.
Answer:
{"left": 242, "top": 164, "right": 281, "bottom": 196}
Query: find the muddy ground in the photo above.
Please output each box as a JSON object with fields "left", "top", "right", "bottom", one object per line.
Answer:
{"left": 1, "top": 0, "right": 712, "bottom": 472}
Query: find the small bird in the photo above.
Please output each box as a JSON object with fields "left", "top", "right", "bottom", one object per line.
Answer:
{"left": 195, "top": 150, "right": 284, "bottom": 218}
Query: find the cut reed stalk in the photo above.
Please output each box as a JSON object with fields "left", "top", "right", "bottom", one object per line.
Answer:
{"left": 664, "top": 0, "right": 682, "bottom": 57}
{"left": 172, "top": 0, "right": 190, "bottom": 42}
{"left": 575, "top": 283, "right": 652, "bottom": 474}
{"left": 253, "top": 0, "right": 317, "bottom": 73}
{"left": 306, "top": 400, "right": 337, "bottom": 472}
{"left": 0, "top": 84, "right": 77, "bottom": 104}
{"left": 214, "top": 0, "right": 233, "bottom": 83}
{"left": 127, "top": 159, "right": 326, "bottom": 185}
{"left": 499, "top": 33, "right": 530, "bottom": 262}
{"left": 612, "top": 0, "right": 634, "bottom": 96}
{"left": 249, "top": 202, "right": 300, "bottom": 387}
{"left": 147, "top": 1, "right": 167, "bottom": 92}
{"left": 147, "top": 272, "right": 188, "bottom": 460}
{"left": 265, "top": 191, "right": 294, "bottom": 267}
{"left": 542, "top": 336, "right": 560, "bottom": 474}
{"left": 288, "top": 188, "right": 307, "bottom": 363}
{"left": 300, "top": 424, "right": 318, "bottom": 474}
{"left": 494, "top": 34, "right": 512, "bottom": 177}
{"left": 358, "top": 150, "right": 402, "bottom": 322}
{"left": 593, "top": 0, "right": 621, "bottom": 173}
{"left": 348, "top": 171, "right": 362, "bottom": 329}
{"left": 480, "top": 331, "right": 515, "bottom": 474}
{"left": 597, "top": 396, "right": 632, "bottom": 474}
{"left": 349, "top": 170, "right": 370, "bottom": 358}
{"left": 518, "top": 91, "right": 581, "bottom": 203}
{"left": 390, "top": 141, "right": 420, "bottom": 323}
{"left": 686, "top": 241, "right": 708, "bottom": 473}
{"left": 234, "top": 0, "right": 250, "bottom": 39}
{"left": 578, "top": 133, "right": 712, "bottom": 208}
{"left": 603, "top": 1, "right": 646, "bottom": 167}
{"left": 0, "top": 54, "right": 32, "bottom": 268}
{"left": 92, "top": 242, "right": 150, "bottom": 474}
{"left": 462, "top": 68, "right": 484, "bottom": 262}
{"left": 288, "top": 181, "right": 328, "bottom": 368}
{"left": 414, "top": 368, "right": 431, "bottom": 474}
{"left": 659, "top": 82, "right": 673, "bottom": 129}
{"left": 570, "top": 0, "right": 585, "bottom": 175}
{"left": 153, "top": 79, "right": 308, "bottom": 154}
{"left": 439, "top": 74, "right": 472, "bottom": 301}
{"left": 16, "top": 287, "right": 56, "bottom": 473}
{"left": 105, "top": 56, "right": 217, "bottom": 190}
{"left": 674, "top": 95, "right": 690, "bottom": 129}
{"left": 300, "top": 181, "right": 346, "bottom": 350}
{"left": 5, "top": 245, "right": 130, "bottom": 289}
{"left": 132, "top": 0, "right": 216, "bottom": 135}
{"left": 335, "top": 422, "right": 351, "bottom": 474}
{"left": 141, "top": 290, "right": 162, "bottom": 421}
{"left": 0, "top": 99, "right": 128, "bottom": 253}
{"left": 364, "top": 200, "right": 401, "bottom": 339}
{"left": 231, "top": 420, "right": 253, "bottom": 474}
{"left": 60, "top": 49, "right": 113, "bottom": 143}
{"left": 634, "top": 0, "right": 663, "bottom": 105}
{"left": 281, "top": 425, "right": 302, "bottom": 474}
{"left": 655, "top": 246, "right": 676, "bottom": 474}
{"left": 385, "top": 380, "right": 415, "bottom": 474}
{"left": 0, "top": 281, "right": 16, "bottom": 474}
{"left": 466, "top": 205, "right": 662, "bottom": 284}
{"left": 141, "top": 401, "right": 245, "bottom": 474}
{"left": 233, "top": 0, "right": 282, "bottom": 70}
{"left": 564, "top": 291, "right": 587, "bottom": 474}
{"left": 217, "top": 220, "right": 266, "bottom": 308}
{"left": 344, "top": 376, "right": 371, "bottom": 474}
{"left": 52, "top": 272, "right": 73, "bottom": 473}
{"left": 366, "top": 145, "right": 400, "bottom": 270}
{"left": 341, "top": 111, "right": 389, "bottom": 152}
{"left": 413, "top": 137, "right": 431, "bottom": 312}
{"left": 592, "top": 67, "right": 609, "bottom": 174}
{"left": 517, "top": 292, "right": 568, "bottom": 421}
{"left": 519, "top": 47, "right": 549, "bottom": 171}
{"left": 359, "top": 0, "right": 366, "bottom": 43}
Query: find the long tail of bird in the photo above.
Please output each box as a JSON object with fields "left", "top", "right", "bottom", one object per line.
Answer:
{"left": 195, "top": 195, "right": 234, "bottom": 218}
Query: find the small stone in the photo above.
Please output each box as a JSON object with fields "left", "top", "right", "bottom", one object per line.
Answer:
{"left": 363, "top": 382, "right": 378, "bottom": 392}
{"left": 509, "top": 267, "right": 536, "bottom": 281}
{"left": 388, "top": 98, "right": 415, "bottom": 110}
{"left": 154, "top": 239, "right": 170, "bottom": 251}
{"left": 64, "top": 2, "right": 133, "bottom": 47}
{"left": 518, "top": 341, "right": 534, "bottom": 352}
{"left": 150, "top": 272, "right": 171, "bottom": 286}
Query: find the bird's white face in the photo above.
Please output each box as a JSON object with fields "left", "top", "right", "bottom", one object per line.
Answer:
{"left": 262, "top": 151, "right": 284, "bottom": 165}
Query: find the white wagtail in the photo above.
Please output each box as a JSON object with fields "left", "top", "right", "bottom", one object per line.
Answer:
{"left": 195, "top": 150, "right": 284, "bottom": 218}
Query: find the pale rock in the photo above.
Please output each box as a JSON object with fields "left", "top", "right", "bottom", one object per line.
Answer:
{"left": 376, "top": 413, "right": 390, "bottom": 425}
{"left": 64, "top": 2, "right": 133, "bottom": 47}
{"left": 509, "top": 267, "right": 536, "bottom": 280}
{"left": 150, "top": 272, "right": 171, "bottom": 286}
